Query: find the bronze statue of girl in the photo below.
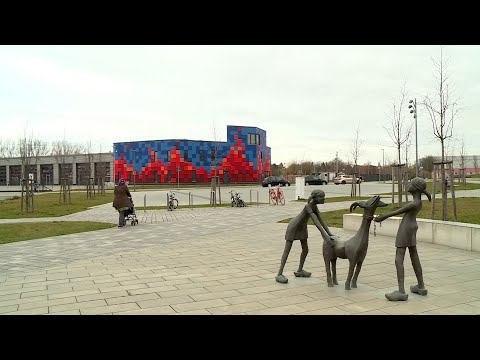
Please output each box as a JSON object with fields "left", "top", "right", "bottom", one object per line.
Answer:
{"left": 276, "top": 189, "right": 336, "bottom": 284}
{"left": 374, "top": 177, "right": 431, "bottom": 301}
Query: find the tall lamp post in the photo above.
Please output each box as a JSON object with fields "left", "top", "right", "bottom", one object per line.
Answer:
{"left": 132, "top": 149, "right": 138, "bottom": 192}
{"left": 382, "top": 148, "right": 385, "bottom": 183}
{"left": 409, "top": 98, "right": 419, "bottom": 177}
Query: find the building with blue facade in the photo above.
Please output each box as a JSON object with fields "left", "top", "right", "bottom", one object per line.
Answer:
{"left": 113, "top": 125, "right": 271, "bottom": 184}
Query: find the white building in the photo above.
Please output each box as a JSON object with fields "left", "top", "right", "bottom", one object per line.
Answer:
{"left": 0, "top": 152, "right": 114, "bottom": 186}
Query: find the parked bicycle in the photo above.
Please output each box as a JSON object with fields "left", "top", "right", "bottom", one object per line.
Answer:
{"left": 269, "top": 186, "right": 285, "bottom": 205}
{"left": 168, "top": 191, "right": 179, "bottom": 211}
{"left": 230, "top": 190, "right": 245, "bottom": 207}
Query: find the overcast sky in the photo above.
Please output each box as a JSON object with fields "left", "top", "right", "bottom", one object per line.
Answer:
{"left": 1, "top": 45, "right": 479, "bottom": 167}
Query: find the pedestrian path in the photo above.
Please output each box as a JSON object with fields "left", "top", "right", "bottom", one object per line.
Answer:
{"left": 1, "top": 190, "right": 480, "bottom": 315}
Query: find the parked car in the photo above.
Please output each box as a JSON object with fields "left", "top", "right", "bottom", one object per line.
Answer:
{"left": 262, "top": 176, "right": 291, "bottom": 187}
{"left": 304, "top": 175, "right": 328, "bottom": 185}
{"left": 334, "top": 174, "right": 362, "bottom": 185}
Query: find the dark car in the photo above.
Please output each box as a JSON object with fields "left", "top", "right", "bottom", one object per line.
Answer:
{"left": 304, "top": 175, "right": 328, "bottom": 185}
{"left": 262, "top": 176, "right": 291, "bottom": 187}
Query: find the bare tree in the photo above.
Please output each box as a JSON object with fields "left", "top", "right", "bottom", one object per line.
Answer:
{"left": 385, "top": 83, "right": 412, "bottom": 166}
{"left": 385, "top": 82, "right": 413, "bottom": 204}
{"left": 51, "top": 139, "right": 84, "bottom": 183}
{"left": 423, "top": 46, "right": 461, "bottom": 221}
{"left": 286, "top": 159, "right": 301, "bottom": 176}
{"left": 17, "top": 127, "right": 39, "bottom": 182}
{"left": 301, "top": 160, "right": 313, "bottom": 175}
{"left": 16, "top": 126, "right": 42, "bottom": 212}
{"left": 419, "top": 155, "right": 435, "bottom": 178}
{"left": 209, "top": 121, "right": 225, "bottom": 178}
{"left": 350, "top": 122, "right": 364, "bottom": 175}
{"left": 349, "top": 122, "right": 364, "bottom": 196}
{"left": 404, "top": 135, "right": 413, "bottom": 177}
{"left": 0, "top": 139, "right": 18, "bottom": 158}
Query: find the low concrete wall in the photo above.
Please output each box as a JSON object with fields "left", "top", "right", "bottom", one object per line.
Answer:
{"left": 343, "top": 213, "right": 480, "bottom": 252}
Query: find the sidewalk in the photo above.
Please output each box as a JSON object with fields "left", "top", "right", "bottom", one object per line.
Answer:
{"left": 1, "top": 199, "right": 480, "bottom": 315}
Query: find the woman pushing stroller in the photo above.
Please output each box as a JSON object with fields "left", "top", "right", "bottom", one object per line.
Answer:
{"left": 113, "top": 178, "right": 133, "bottom": 227}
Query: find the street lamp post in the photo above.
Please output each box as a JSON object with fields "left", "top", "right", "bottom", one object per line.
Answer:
{"left": 382, "top": 148, "right": 385, "bottom": 183}
{"left": 409, "top": 98, "right": 418, "bottom": 177}
{"left": 335, "top": 151, "right": 339, "bottom": 175}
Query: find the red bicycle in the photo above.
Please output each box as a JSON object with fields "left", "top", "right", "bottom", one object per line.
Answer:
{"left": 269, "top": 186, "right": 285, "bottom": 205}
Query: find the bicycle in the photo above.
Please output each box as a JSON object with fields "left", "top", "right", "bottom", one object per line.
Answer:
{"left": 168, "top": 191, "right": 179, "bottom": 211}
{"left": 230, "top": 190, "right": 245, "bottom": 207}
{"left": 277, "top": 186, "right": 285, "bottom": 205}
{"left": 269, "top": 186, "right": 285, "bottom": 206}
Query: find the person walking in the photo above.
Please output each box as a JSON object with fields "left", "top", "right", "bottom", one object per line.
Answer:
{"left": 374, "top": 177, "right": 431, "bottom": 301}
{"left": 275, "top": 189, "right": 336, "bottom": 284}
{"left": 113, "top": 178, "right": 132, "bottom": 227}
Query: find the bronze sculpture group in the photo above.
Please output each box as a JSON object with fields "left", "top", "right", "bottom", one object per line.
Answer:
{"left": 276, "top": 177, "right": 431, "bottom": 302}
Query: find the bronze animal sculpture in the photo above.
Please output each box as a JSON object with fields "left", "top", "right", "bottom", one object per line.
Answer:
{"left": 322, "top": 195, "right": 387, "bottom": 289}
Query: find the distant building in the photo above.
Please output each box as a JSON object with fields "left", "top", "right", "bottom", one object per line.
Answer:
{"left": 0, "top": 153, "right": 113, "bottom": 186}
{"left": 433, "top": 155, "right": 480, "bottom": 176}
{"left": 113, "top": 125, "right": 271, "bottom": 185}
{"left": 0, "top": 125, "right": 271, "bottom": 186}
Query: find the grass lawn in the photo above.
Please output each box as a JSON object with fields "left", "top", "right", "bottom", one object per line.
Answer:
{"left": 1, "top": 184, "right": 479, "bottom": 246}
{"left": 0, "top": 191, "right": 114, "bottom": 219}
{"left": 279, "top": 197, "right": 480, "bottom": 228}
{"left": 0, "top": 221, "right": 116, "bottom": 245}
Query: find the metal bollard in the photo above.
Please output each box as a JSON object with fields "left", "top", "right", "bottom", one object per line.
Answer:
{"left": 144, "top": 194, "right": 146, "bottom": 213}
{"left": 211, "top": 190, "right": 216, "bottom": 208}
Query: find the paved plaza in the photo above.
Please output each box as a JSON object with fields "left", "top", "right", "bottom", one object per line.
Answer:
{"left": 1, "top": 184, "right": 480, "bottom": 315}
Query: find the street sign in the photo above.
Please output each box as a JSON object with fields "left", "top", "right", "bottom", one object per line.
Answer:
{"left": 419, "top": 162, "right": 424, "bottom": 170}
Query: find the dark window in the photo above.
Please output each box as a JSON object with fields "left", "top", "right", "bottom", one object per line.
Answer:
{"left": 9, "top": 165, "right": 21, "bottom": 185}
{"left": 192, "top": 170, "right": 196, "bottom": 182}
{"left": 75, "top": 163, "right": 89, "bottom": 185}
{"left": 248, "top": 133, "right": 260, "bottom": 145}
{"left": 184, "top": 150, "right": 188, "bottom": 161}
{"left": 211, "top": 149, "right": 216, "bottom": 162}
{"left": 0, "top": 166, "right": 6, "bottom": 185}
{"left": 200, "top": 150, "right": 204, "bottom": 162}
{"left": 40, "top": 164, "right": 54, "bottom": 185}
{"left": 94, "top": 162, "right": 110, "bottom": 183}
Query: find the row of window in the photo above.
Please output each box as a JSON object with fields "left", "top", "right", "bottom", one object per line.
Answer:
{"left": 0, "top": 163, "right": 110, "bottom": 185}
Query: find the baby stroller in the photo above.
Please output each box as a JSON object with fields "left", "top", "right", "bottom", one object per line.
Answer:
{"left": 124, "top": 196, "right": 139, "bottom": 226}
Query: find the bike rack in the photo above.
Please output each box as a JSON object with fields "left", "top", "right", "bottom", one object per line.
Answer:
{"left": 249, "top": 189, "right": 259, "bottom": 206}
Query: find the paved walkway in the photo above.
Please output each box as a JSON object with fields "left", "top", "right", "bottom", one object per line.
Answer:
{"left": 1, "top": 190, "right": 480, "bottom": 315}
